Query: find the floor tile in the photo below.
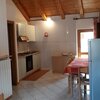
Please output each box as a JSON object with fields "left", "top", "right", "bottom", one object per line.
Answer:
{"left": 10, "top": 71, "right": 89, "bottom": 100}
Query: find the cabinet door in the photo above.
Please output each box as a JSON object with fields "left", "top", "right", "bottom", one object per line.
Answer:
{"left": 37, "top": 53, "right": 41, "bottom": 69}
{"left": 33, "top": 53, "right": 41, "bottom": 71}
{"left": 26, "top": 25, "right": 35, "bottom": 41}
{"left": 18, "top": 56, "right": 26, "bottom": 80}
{"left": 33, "top": 54, "right": 37, "bottom": 71}
{"left": 18, "top": 23, "right": 26, "bottom": 36}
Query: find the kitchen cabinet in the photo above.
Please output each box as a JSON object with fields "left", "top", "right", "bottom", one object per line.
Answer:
{"left": 37, "top": 53, "right": 41, "bottom": 69}
{"left": 18, "top": 56, "right": 26, "bottom": 80}
{"left": 33, "top": 53, "right": 40, "bottom": 71}
{"left": 18, "top": 23, "right": 26, "bottom": 36}
{"left": 26, "top": 25, "right": 35, "bottom": 42}
{"left": 18, "top": 23, "right": 35, "bottom": 41}
{"left": 18, "top": 52, "right": 40, "bottom": 80}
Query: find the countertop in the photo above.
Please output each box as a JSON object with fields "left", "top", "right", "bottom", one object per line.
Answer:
{"left": 18, "top": 50, "right": 39, "bottom": 56}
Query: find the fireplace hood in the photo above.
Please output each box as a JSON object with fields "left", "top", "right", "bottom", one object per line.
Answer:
{"left": 18, "top": 36, "right": 29, "bottom": 42}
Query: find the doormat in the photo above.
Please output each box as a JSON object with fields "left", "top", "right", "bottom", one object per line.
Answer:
{"left": 23, "top": 69, "right": 49, "bottom": 81}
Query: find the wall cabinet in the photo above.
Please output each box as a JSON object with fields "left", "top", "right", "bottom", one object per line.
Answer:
{"left": 26, "top": 25, "right": 35, "bottom": 42}
{"left": 18, "top": 23, "right": 26, "bottom": 36}
{"left": 18, "top": 23, "right": 35, "bottom": 41}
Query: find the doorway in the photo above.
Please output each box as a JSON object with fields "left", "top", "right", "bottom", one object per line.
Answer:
{"left": 7, "top": 21, "right": 18, "bottom": 85}
{"left": 77, "top": 29, "right": 94, "bottom": 57}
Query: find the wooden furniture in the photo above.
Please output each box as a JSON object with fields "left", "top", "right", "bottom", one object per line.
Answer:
{"left": 52, "top": 53, "right": 74, "bottom": 73}
{"left": 52, "top": 56, "right": 67, "bottom": 73}
{"left": 64, "top": 58, "right": 88, "bottom": 95}
{"left": 0, "top": 93, "right": 4, "bottom": 100}
{"left": 78, "top": 67, "right": 89, "bottom": 100}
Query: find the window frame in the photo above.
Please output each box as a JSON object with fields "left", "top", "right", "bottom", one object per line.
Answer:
{"left": 77, "top": 29, "right": 94, "bottom": 57}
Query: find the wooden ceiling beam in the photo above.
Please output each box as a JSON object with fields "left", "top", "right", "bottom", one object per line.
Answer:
{"left": 12, "top": 0, "right": 30, "bottom": 21}
{"left": 56, "top": 0, "right": 65, "bottom": 19}
{"left": 34, "top": 0, "right": 47, "bottom": 21}
{"left": 78, "top": 0, "right": 84, "bottom": 17}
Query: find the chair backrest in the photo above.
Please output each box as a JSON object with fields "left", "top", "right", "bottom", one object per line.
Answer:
{"left": 66, "top": 52, "right": 75, "bottom": 65}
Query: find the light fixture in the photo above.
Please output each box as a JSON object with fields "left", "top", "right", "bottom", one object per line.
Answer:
{"left": 45, "top": 17, "right": 54, "bottom": 28}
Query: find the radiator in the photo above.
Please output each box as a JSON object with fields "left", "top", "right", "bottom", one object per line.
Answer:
{"left": 0, "top": 59, "right": 12, "bottom": 99}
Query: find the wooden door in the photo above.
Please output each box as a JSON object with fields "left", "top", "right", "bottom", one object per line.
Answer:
{"left": 7, "top": 21, "right": 18, "bottom": 85}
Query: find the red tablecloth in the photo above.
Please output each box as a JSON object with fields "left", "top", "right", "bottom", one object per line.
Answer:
{"left": 64, "top": 58, "right": 88, "bottom": 74}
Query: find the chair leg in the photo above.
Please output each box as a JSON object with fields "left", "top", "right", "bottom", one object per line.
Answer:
{"left": 84, "top": 85, "right": 87, "bottom": 95}
{"left": 68, "top": 74, "right": 70, "bottom": 94}
{"left": 67, "top": 74, "right": 73, "bottom": 96}
{"left": 84, "top": 74, "right": 87, "bottom": 95}
{"left": 70, "top": 74, "right": 73, "bottom": 96}
{"left": 78, "top": 79, "right": 82, "bottom": 100}
{"left": 79, "top": 86, "right": 82, "bottom": 100}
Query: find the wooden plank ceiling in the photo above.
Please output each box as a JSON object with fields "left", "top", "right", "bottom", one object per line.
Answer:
{"left": 12, "top": 0, "right": 100, "bottom": 21}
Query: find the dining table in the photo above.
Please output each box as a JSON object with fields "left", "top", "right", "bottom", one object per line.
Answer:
{"left": 64, "top": 57, "right": 88, "bottom": 95}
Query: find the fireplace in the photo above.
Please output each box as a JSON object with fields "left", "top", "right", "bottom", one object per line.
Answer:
{"left": 26, "top": 55, "right": 33, "bottom": 72}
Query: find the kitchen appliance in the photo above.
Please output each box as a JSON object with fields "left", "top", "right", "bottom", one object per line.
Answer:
{"left": 18, "top": 36, "right": 29, "bottom": 42}
{"left": 88, "top": 39, "right": 100, "bottom": 100}
{"left": 26, "top": 55, "right": 33, "bottom": 72}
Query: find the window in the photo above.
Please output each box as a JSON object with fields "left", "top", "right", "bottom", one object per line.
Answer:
{"left": 77, "top": 29, "right": 94, "bottom": 58}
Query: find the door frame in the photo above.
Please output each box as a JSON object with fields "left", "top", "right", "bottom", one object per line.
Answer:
{"left": 77, "top": 29, "right": 94, "bottom": 57}
{"left": 7, "top": 20, "right": 18, "bottom": 85}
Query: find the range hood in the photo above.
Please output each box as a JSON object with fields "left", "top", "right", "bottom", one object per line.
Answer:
{"left": 18, "top": 36, "right": 29, "bottom": 42}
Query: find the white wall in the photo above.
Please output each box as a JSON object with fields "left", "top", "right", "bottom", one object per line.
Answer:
{"left": 6, "top": 0, "right": 99, "bottom": 70}
{"left": 30, "top": 15, "right": 77, "bottom": 69}
{"left": 6, "top": 0, "right": 27, "bottom": 23}
{"left": 0, "top": 0, "right": 9, "bottom": 55}
{"left": 76, "top": 12, "right": 99, "bottom": 55}
{"left": 0, "top": 0, "right": 12, "bottom": 99}
{"left": 30, "top": 12, "right": 99, "bottom": 69}
{"left": 6, "top": 0, "right": 27, "bottom": 82}
{"left": 76, "top": 12, "right": 99, "bottom": 29}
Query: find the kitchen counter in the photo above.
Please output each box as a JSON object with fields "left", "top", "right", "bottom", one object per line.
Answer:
{"left": 18, "top": 50, "right": 41, "bottom": 80}
{"left": 18, "top": 50, "right": 39, "bottom": 56}
{"left": 0, "top": 55, "right": 9, "bottom": 61}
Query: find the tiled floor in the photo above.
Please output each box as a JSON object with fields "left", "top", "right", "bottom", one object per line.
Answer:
{"left": 10, "top": 71, "right": 89, "bottom": 100}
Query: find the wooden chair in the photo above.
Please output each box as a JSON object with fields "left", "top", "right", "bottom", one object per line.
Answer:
{"left": 78, "top": 67, "right": 89, "bottom": 100}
